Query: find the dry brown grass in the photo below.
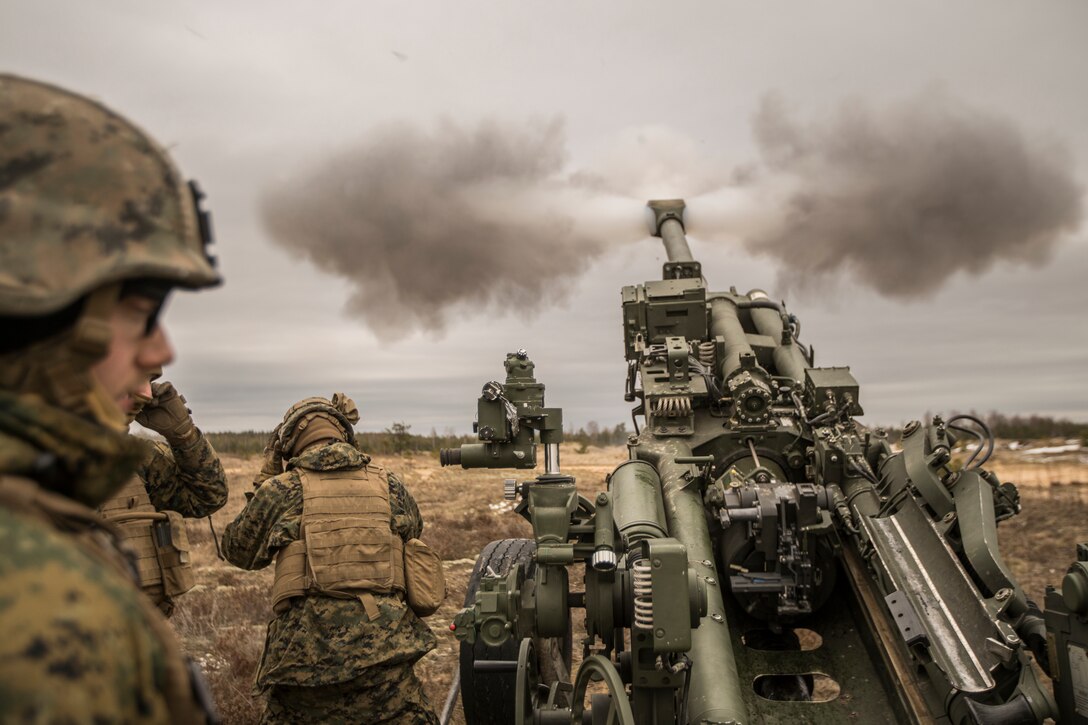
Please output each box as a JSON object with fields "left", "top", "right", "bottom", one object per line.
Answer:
{"left": 171, "top": 447, "right": 623, "bottom": 723}
{"left": 172, "top": 446, "right": 1088, "bottom": 724}
{"left": 173, "top": 456, "right": 272, "bottom": 723}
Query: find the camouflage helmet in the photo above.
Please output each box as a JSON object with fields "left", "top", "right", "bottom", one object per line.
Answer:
{"left": 276, "top": 393, "right": 360, "bottom": 457}
{"left": 0, "top": 74, "right": 221, "bottom": 317}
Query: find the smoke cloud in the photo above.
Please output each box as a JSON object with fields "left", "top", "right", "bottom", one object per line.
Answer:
{"left": 738, "top": 89, "right": 1084, "bottom": 299}
{"left": 263, "top": 91, "right": 1084, "bottom": 338}
{"left": 261, "top": 119, "right": 745, "bottom": 337}
{"left": 261, "top": 119, "right": 621, "bottom": 338}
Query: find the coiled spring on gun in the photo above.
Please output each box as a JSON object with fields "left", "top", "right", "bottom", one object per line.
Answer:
{"left": 698, "top": 341, "right": 715, "bottom": 366}
{"left": 633, "top": 559, "right": 653, "bottom": 629}
{"left": 652, "top": 396, "right": 692, "bottom": 417}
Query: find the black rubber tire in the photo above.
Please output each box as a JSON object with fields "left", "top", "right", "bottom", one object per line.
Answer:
{"left": 460, "top": 538, "right": 538, "bottom": 725}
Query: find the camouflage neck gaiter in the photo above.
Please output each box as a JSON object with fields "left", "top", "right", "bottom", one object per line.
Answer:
{"left": 0, "top": 390, "right": 148, "bottom": 507}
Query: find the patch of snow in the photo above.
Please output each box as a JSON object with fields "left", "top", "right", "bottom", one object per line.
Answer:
{"left": 1022, "top": 444, "right": 1082, "bottom": 455}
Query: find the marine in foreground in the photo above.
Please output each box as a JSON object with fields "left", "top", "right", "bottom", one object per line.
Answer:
{"left": 0, "top": 74, "right": 221, "bottom": 722}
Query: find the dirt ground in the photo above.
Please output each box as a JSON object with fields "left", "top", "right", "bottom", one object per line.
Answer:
{"left": 173, "top": 443, "right": 1088, "bottom": 723}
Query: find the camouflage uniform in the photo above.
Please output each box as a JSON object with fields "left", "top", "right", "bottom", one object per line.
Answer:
{"left": 99, "top": 412, "right": 227, "bottom": 615}
{"left": 132, "top": 378, "right": 227, "bottom": 518}
{"left": 222, "top": 440, "right": 439, "bottom": 725}
{"left": 0, "top": 393, "right": 201, "bottom": 722}
{"left": 0, "top": 74, "right": 221, "bottom": 722}
{"left": 138, "top": 432, "right": 228, "bottom": 517}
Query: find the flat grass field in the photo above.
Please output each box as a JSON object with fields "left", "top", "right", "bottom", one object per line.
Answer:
{"left": 172, "top": 443, "right": 1088, "bottom": 723}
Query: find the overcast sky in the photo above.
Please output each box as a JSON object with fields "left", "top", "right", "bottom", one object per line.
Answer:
{"left": 3, "top": 1, "right": 1086, "bottom": 434}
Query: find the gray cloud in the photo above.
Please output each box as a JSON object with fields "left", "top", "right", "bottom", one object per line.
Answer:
{"left": 260, "top": 118, "right": 618, "bottom": 338}
{"left": 741, "top": 89, "right": 1084, "bottom": 299}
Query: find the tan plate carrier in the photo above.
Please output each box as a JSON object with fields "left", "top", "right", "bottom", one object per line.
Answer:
{"left": 98, "top": 476, "right": 194, "bottom": 612}
{"left": 272, "top": 464, "right": 405, "bottom": 617}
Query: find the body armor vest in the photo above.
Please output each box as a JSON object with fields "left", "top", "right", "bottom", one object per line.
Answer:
{"left": 98, "top": 476, "right": 194, "bottom": 613}
{"left": 272, "top": 463, "right": 405, "bottom": 614}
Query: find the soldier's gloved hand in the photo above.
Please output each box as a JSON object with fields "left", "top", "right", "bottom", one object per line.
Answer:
{"left": 135, "top": 381, "right": 199, "bottom": 447}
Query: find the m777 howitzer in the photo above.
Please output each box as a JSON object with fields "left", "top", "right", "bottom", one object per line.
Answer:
{"left": 441, "top": 199, "right": 1088, "bottom": 725}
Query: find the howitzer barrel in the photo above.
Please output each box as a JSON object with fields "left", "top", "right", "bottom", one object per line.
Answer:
{"left": 647, "top": 199, "right": 694, "bottom": 262}
{"left": 640, "top": 439, "right": 749, "bottom": 724}
{"left": 660, "top": 218, "right": 694, "bottom": 263}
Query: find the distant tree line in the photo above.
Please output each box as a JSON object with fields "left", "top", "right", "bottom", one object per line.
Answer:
{"left": 566, "top": 422, "right": 630, "bottom": 451}
{"left": 206, "top": 420, "right": 631, "bottom": 457}
{"left": 205, "top": 413, "right": 1084, "bottom": 458}
{"left": 204, "top": 430, "right": 269, "bottom": 456}
{"left": 881, "top": 412, "right": 1087, "bottom": 444}
{"left": 971, "top": 412, "right": 1088, "bottom": 441}
{"left": 205, "top": 424, "right": 476, "bottom": 457}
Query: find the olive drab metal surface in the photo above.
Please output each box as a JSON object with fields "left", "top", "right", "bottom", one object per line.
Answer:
{"left": 443, "top": 200, "right": 1083, "bottom": 725}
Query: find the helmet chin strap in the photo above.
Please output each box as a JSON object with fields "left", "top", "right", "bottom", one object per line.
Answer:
{"left": 59, "top": 283, "right": 128, "bottom": 430}
{"left": 8, "top": 283, "right": 130, "bottom": 431}
{"left": 84, "top": 378, "right": 128, "bottom": 432}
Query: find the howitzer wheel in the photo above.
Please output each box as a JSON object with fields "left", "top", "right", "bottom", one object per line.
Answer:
{"left": 459, "top": 539, "right": 572, "bottom": 725}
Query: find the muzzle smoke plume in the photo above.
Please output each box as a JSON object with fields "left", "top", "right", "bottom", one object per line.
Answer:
{"left": 263, "top": 91, "right": 1083, "bottom": 338}
{"left": 737, "top": 90, "right": 1083, "bottom": 298}
{"left": 261, "top": 119, "right": 622, "bottom": 338}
